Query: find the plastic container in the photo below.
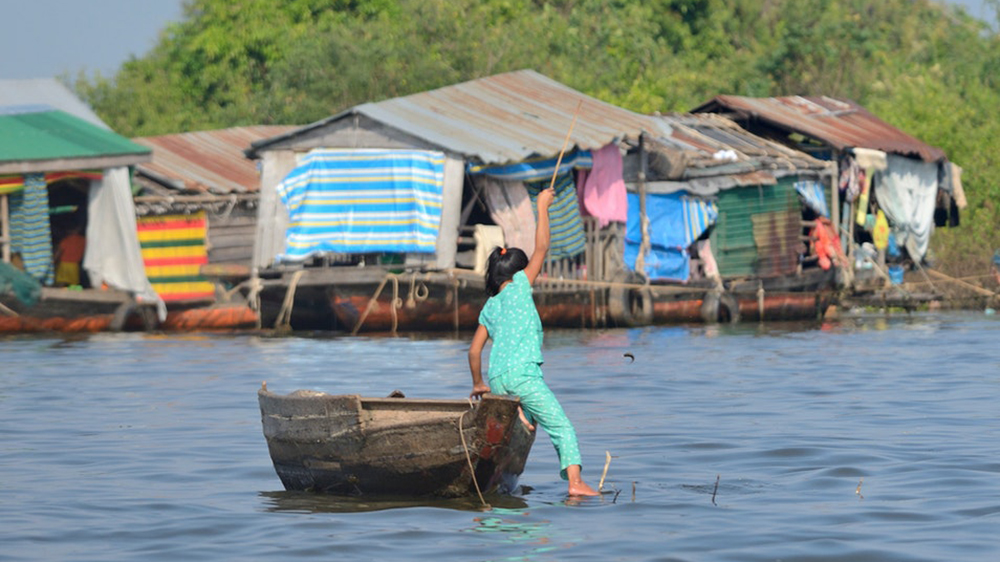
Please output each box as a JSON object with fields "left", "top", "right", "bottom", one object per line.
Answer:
{"left": 887, "top": 264, "right": 905, "bottom": 285}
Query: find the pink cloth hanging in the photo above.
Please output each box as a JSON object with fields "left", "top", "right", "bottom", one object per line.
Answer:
{"left": 581, "top": 144, "right": 628, "bottom": 228}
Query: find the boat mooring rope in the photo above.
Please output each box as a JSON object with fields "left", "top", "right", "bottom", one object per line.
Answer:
{"left": 274, "top": 270, "right": 305, "bottom": 330}
{"left": 459, "top": 398, "right": 489, "bottom": 509}
{"left": 351, "top": 272, "right": 400, "bottom": 335}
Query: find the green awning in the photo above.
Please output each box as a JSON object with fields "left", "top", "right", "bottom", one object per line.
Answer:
{"left": 0, "top": 109, "right": 151, "bottom": 173}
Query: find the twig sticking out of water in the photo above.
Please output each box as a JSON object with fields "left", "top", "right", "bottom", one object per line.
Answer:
{"left": 598, "top": 450, "right": 612, "bottom": 491}
{"left": 856, "top": 477, "right": 864, "bottom": 500}
{"left": 631, "top": 481, "right": 636, "bottom": 502}
{"left": 711, "top": 474, "right": 720, "bottom": 506}
{"left": 613, "top": 489, "right": 621, "bottom": 503}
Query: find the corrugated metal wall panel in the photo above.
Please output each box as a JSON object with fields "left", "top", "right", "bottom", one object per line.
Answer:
{"left": 712, "top": 177, "right": 803, "bottom": 278}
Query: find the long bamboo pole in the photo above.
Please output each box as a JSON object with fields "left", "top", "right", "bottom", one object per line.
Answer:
{"left": 547, "top": 100, "right": 584, "bottom": 191}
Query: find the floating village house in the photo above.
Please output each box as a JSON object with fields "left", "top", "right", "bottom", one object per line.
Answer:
{"left": 131, "top": 126, "right": 296, "bottom": 326}
{"left": 0, "top": 78, "right": 164, "bottom": 333}
{"left": 242, "top": 70, "right": 849, "bottom": 332}
{"left": 692, "top": 95, "right": 963, "bottom": 291}
{"left": 244, "top": 69, "right": 670, "bottom": 332}
{"left": 618, "top": 112, "right": 836, "bottom": 324}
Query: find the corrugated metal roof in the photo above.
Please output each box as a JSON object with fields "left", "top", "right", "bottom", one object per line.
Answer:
{"left": 0, "top": 78, "right": 109, "bottom": 129}
{"left": 0, "top": 109, "right": 150, "bottom": 172}
{"left": 247, "top": 69, "right": 669, "bottom": 164}
{"left": 655, "top": 112, "right": 829, "bottom": 176}
{"left": 134, "top": 126, "right": 298, "bottom": 194}
{"left": 691, "top": 95, "right": 946, "bottom": 163}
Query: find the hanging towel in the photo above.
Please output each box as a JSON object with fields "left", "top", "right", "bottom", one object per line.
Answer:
{"left": 477, "top": 176, "right": 536, "bottom": 257}
{"left": 8, "top": 173, "right": 53, "bottom": 285}
{"left": 580, "top": 144, "right": 628, "bottom": 228}
{"left": 473, "top": 224, "right": 505, "bottom": 274}
{"left": 949, "top": 162, "right": 967, "bottom": 209}
{"left": 852, "top": 148, "right": 888, "bottom": 172}
{"left": 525, "top": 173, "right": 586, "bottom": 260}
{"left": 875, "top": 154, "right": 938, "bottom": 261}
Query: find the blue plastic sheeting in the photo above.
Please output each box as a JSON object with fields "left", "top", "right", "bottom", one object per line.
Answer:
{"left": 624, "top": 192, "right": 718, "bottom": 282}
{"left": 795, "top": 180, "right": 829, "bottom": 217}
{"left": 276, "top": 149, "right": 445, "bottom": 261}
{"left": 466, "top": 150, "right": 592, "bottom": 182}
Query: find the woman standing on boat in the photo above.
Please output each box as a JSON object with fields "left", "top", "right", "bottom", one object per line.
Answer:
{"left": 467, "top": 186, "right": 600, "bottom": 497}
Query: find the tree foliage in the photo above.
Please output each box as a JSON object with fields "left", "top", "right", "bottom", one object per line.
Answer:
{"left": 72, "top": 0, "right": 1000, "bottom": 275}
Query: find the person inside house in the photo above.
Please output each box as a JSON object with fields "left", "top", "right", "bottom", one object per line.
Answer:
{"left": 54, "top": 221, "right": 86, "bottom": 287}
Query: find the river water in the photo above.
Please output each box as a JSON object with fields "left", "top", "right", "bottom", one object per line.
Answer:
{"left": 2, "top": 311, "right": 998, "bottom": 561}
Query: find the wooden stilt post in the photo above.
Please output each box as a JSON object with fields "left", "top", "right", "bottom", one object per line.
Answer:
{"left": 1, "top": 194, "right": 9, "bottom": 263}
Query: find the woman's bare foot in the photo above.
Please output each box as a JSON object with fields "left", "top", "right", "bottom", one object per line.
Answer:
{"left": 568, "top": 480, "right": 600, "bottom": 496}
{"left": 517, "top": 407, "right": 535, "bottom": 431}
{"left": 565, "top": 464, "right": 600, "bottom": 496}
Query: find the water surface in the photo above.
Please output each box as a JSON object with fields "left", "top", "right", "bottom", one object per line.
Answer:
{"left": 2, "top": 312, "right": 998, "bottom": 561}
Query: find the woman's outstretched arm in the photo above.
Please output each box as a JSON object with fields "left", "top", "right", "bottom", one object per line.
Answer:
{"left": 524, "top": 187, "right": 555, "bottom": 284}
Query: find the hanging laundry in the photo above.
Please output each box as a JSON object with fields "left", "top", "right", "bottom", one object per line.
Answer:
{"left": 525, "top": 173, "right": 586, "bottom": 260}
{"left": 811, "top": 217, "right": 845, "bottom": 271}
{"left": 579, "top": 144, "right": 628, "bottom": 228}
{"left": 838, "top": 155, "right": 861, "bottom": 201}
{"left": 477, "top": 176, "right": 536, "bottom": 257}
{"left": 8, "top": 173, "right": 54, "bottom": 285}
{"left": 873, "top": 210, "right": 890, "bottom": 250}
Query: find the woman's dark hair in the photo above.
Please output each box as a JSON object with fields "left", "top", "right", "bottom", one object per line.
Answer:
{"left": 484, "top": 246, "right": 529, "bottom": 296}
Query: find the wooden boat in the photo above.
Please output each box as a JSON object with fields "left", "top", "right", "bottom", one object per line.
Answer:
{"left": 0, "top": 287, "right": 259, "bottom": 334}
{"left": 258, "top": 386, "right": 535, "bottom": 497}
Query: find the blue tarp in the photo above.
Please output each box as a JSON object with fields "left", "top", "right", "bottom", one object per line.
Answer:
{"left": 276, "top": 149, "right": 445, "bottom": 262}
{"left": 467, "top": 151, "right": 592, "bottom": 181}
{"left": 624, "top": 192, "right": 718, "bottom": 282}
{"left": 794, "top": 180, "right": 829, "bottom": 217}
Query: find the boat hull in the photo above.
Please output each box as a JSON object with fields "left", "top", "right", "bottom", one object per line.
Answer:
{"left": 258, "top": 390, "right": 535, "bottom": 497}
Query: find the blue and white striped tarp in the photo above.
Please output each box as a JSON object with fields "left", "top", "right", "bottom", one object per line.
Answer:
{"left": 681, "top": 195, "right": 719, "bottom": 246}
{"left": 795, "top": 180, "right": 829, "bottom": 218}
{"left": 276, "top": 149, "right": 445, "bottom": 262}
{"left": 467, "top": 151, "right": 592, "bottom": 182}
{"left": 8, "top": 173, "right": 54, "bottom": 285}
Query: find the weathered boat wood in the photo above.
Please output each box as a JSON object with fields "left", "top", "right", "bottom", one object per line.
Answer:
{"left": 258, "top": 388, "right": 535, "bottom": 497}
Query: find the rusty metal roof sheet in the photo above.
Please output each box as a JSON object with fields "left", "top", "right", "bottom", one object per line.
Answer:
{"left": 134, "top": 126, "right": 297, "bottom": 193}
{"left": 691, "top": 95, "right": 946, "bottom": 162}
{"left": 655, "top": 112, "right": 830, "bottom": 175}
{"left": 246, "top": 69, "right": 669, "bottom": 164}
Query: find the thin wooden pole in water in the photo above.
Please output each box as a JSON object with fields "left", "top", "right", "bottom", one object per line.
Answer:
{"left": 598, "top": 450, "right": 612, "bottom": 491}
{"left": 1, "top": 194, "right": 9, "bottom": 263}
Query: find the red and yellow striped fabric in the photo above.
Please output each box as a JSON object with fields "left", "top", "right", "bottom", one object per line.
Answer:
{"left": 0, "top": 171, "right": 103, "bottom": 195}
{"left": 137, "top": 211, "right": 216, "bottom": 302}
